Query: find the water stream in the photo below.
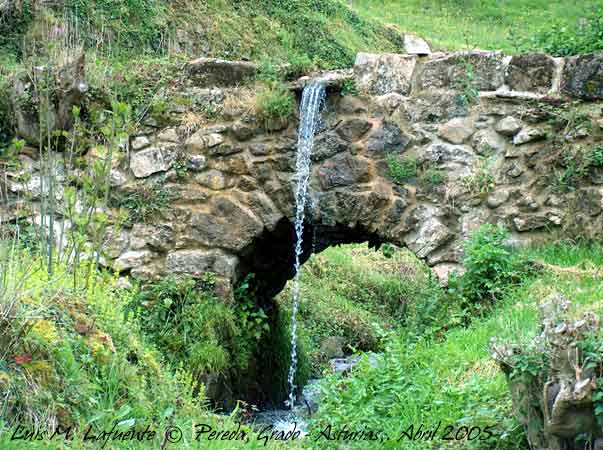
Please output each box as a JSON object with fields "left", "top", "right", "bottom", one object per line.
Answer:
{"left": 286, "top": 82, "right": 326, "bottom": 409}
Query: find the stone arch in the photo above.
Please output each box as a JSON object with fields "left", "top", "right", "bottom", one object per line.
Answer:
{"left": 7, "top": 50, "right": 603, "bottom": 406}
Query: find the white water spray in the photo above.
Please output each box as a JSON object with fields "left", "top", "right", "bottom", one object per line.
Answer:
{"left": 286, "top": 82, "right": 325, "bottom": 409}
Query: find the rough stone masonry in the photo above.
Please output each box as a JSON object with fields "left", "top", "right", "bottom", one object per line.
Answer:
{"left": 5, "top": 50, "right": 603, "bottom": 300}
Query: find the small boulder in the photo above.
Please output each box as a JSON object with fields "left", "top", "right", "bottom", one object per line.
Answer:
{"left": 185, "top": 131, "right": 224, "bottom": 151}
{"left": 366, "top": 121, "right": 409, "bottom": 153}
{"left": 486, "top": 190, "right": 510, "bottom": 209}
{"left": 472, "top": 129, "right": 506, "bottom": 155}
{"left": 196, "top": 169, "right": 233, "bottom": 190}
{"left": 335, "top": 118, "right": 373, "bottom": 142}
{"left": 157, "top": 127, "right": 180, "bottom": 144}
{"left": 354, "top": 53, "right": 417, "bottom": 95}
{"left": 186, "top": 58, "right": 257, "bottom": 87}
{"left": 419, "top": 51, "right": 505, "bottom": 91}
{"left": 312, "top": 132, "right": 349, "bottom": 161}
{"left": 338, "top": 96, "right": 368, "bottom": 114}
{"left": 232, "top": 120, "right": 257, "bottom": 141}
{"left": 513, "top": 127, "right": 547, "bottom": 145}
{"left": 495, "top": 116, "right": 522, "bottom": 136}
{"left": 131, "top": 135, "right": 151, "bottom": 150}
{"left": 114, "top": 250, "right": 154, "bottom": 272}
{"left": 405, "top": 216, "right": 453, "bottom": 258}
{"left": 562, "top": 53, "right": 603, "bottom": 100}
{"left": 166, "top": 249, "right": 239, "bottom": 279}
{"left": 404, "top": 34, "right": 431, "bottom": 55}
{"left": 130, "top": 147, "right": 169, "bottom": 178}
{"left": 318, "top": 154, "right": 372, "bottom": 189}
{"left": 187, "top": 154, "right": 207, "bottom": 172}
{"left": 438, "top": 117, "right": 475, "bottom": 144}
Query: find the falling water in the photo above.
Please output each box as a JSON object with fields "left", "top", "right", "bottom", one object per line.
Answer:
{"left": 286, "top": 82, "right": 325, "bottom": 409}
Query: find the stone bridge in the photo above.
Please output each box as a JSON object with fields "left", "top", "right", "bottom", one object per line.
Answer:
{"left": 6, "top": 51, "right": 603, "bottom": 300}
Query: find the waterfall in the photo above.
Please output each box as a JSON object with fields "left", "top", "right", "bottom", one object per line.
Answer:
{"left": 286, "top": 82, "right": 325, "bottom": 409}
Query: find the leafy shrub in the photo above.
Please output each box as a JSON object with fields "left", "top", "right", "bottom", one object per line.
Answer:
{"left": 129, "top": 275, "right": 233, "bottom": 375}
{"left": 528, "top": 12, "right": 603, "bottom": 56}
{"left": 0, "top": 78, "right": 12, "bottom": 151}
{"left": 419, "top": 167, "right": 444, "bottom": 188}
{"left": 340, "top": 78, "right": 359, "bottom": 97}
{"left": 254, "top": 83, "right": 295, "bottom": 126}
{"left": 454, "top": 57, "right": 480, "bottom": 106}
{"left": 461, "top": 168, "right": 495, "bottom": 194}
{"left": 386, "top": 155, "right": 419, "bottom": 184}
{"left": 0, "top": 250, "right": 202, "bottom": 433}
{"left": 449, "top": 224, "right": 529, "bottom": 307}
{"left": 112, "top": 178, "right": 178, "bottom": 224}
{"left": 586, "top": 145, "right": 603, "bottom": 168}
{"left": 551, "top": 145, "right": 603, "bottom": 193}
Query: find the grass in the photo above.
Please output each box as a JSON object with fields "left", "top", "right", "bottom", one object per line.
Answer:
{"left": 2, "top": 225, "right": 603, "bottom": 449}
{"left": 276, "top": 243, "right": 441, "bottom": 375}
{"left": 350, "top": 0, "right": 600, "bottom": 53}
{"left": 1, "top": 0, "right": 598, "bottom": 81}
{"left": 0, "top": 244, "right": 298, "bottom": 450}
{"left": 307, "top": 240, "right": 603, "bottom": 449}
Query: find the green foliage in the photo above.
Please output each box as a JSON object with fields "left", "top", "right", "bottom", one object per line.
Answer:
{"left": 0, "top": 1, "right": 34, "bottom": 56}
{"left": 419, "top": 167, "right": 444, "bottom": 188}
{"left": 0, "top": 79, "right": 12, "bottom": 151}
{"left": 578, "top": 331, "right": 603, "bottom": 426}
{"left": 350, "top": 0, "right": 597, "bottom": 55}
{"left": 454, "top": 57, "right": 480, "bottom": 106}
{"left": 585, "top": 145, "right": 603, "bottom": 168}
{"left": 551, "top": 145, "right": 603, "bottom": 193}
{"left": 254, "top": 83, "right": 295, "bottom": 127}
{"left": 172, "top": 151, "right": 189, "bottom": 180}
{"left": 461, "top": 167, "right": 495, "bottom": 194}
{"left": 112, "top": 178, "right": 178, "bottom": 224}
{"left": 0, "top": 250, "right": 195, "bottom": 438}
{"left": 128, "top": 273, "right": 272, "bottom": 393}
{"left": 340, "top": 78, "right": 359, "bottom": 97}
{"left": 387, "top": 156, "right": 445, "bottom": 189}
{"left": 278, "top": 244, "right": 455, "bottom": 374}
{"left": 65, "top": 0, "right": 168, "bottom": 55}
{"left": 448, "top": 224, "right": 529, "bottom": 307}
{"left": 386, "top": 154, "right": 419, "bottom": 184}
{"left": 527, "top": 9, "right": 603, "bottom": 56}
{"left": 128, "top": 275, "right": 240, "bottom": 375}
{"left": 312, "top": 241, "right": 603, "bottom": 450}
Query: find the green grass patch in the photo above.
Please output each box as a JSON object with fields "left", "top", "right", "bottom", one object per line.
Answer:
{"left": 310, "top": 240, "right": 603, "bottom": 449}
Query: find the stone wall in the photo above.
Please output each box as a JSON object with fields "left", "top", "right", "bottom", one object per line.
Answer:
{"left": 4, "top": 50, "right": 603, "bottom": 299}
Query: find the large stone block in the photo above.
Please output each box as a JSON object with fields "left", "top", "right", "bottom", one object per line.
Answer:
{"left": 186, "top": 58, "right": 257, "bottom": 87}
{"left": 166, "top": 249, "right": 239, "bottom": 279}
{"left": 403, "top": 34, "right": 431, "bottom": 55}
{"left": 365, "top": 121, "right": 410, "bottom": 153}
{"left": 505, "top": 53, "right": 556, "bottom": 94}
{"left": 354, "top": 53, "right": 417, "bottom": 95}
{"left": 420, "top": 142, "right": 477, "bottom": 179}
{"left": 438, "top": 117, "right": 475, "bottom": 144}
{"left": 318, "top": 154, "right": 372, "bottom": 189}
{"left": 187, "top": 197, "right": 263, "bottom": 252}
{"left": 311, "top": 132, "right": 349, "bottom": 161}
{"left": 562, "top": 53, "right": 603, "bottom": 99}
{"left": 130, "top": 147, "right": 170, "bottom": 178}
{"left": 418, "top": 51, "right": 505, "bottom": 91}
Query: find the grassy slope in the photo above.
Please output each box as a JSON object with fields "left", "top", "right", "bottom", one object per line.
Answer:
{"left": 2, "top": 240, "right": 602, "bottom": 450}
{"left": 351, "top": 0, "right": 599, "bottom": 52}
{"left": 308, "top": 243, "right": 603, "bottom": 449}
{"left": 277, "top": 244, "right": 436, "bottom": 374}
{"left": 0, "top": 251, "right": 292, "bottom": 450}
{"left": 0, "top": 0, "right": 598, "bottom": 72}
